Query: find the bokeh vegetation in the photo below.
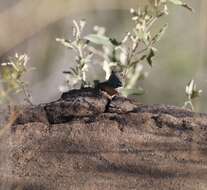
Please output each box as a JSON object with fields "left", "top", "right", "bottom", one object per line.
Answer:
{"left": 0, "top": 0, "right": 206, "bottom": 112}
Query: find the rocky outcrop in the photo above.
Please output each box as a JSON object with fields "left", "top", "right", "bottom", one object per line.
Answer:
{"left": 0, "top": 88, "right": 207, "bottom": 190}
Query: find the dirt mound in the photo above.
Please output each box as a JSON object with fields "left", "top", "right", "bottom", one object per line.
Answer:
{"left": 0, "top": 88, "right": 207, "bottom": 190}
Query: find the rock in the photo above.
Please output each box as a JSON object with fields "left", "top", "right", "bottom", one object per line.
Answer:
{"left": 0, "top": 88, "right": 207, "bottom": 190}
{"left": 45, "top": 88, "right": 108, "bottom": 124}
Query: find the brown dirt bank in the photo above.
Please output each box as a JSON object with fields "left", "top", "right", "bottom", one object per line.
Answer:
{"left": 0, "top": 88, "right": 207, "bottom": 190}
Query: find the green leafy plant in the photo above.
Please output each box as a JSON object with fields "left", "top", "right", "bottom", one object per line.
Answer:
{"left": 0, "top": 53, "right": 34, "bottom": 105}
{"left": 57, "top": 0, "right": 192, "bottom": 96}
{"left": 183, "top": 79, "right": 202, "bottom": 111}
{"left": 0, "top": 0, "right": 193, "bottom": 106}
{"left": 56, "top": 20, "right": 93, "bottom": 91}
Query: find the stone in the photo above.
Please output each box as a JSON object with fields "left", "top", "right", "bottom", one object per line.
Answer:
{"left": 0, "top": 88, "right": 207, "bottom": 190}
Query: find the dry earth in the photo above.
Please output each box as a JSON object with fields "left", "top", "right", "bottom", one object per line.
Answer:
{"left": 0, "top": 88, "right": 207, "bottom": 190}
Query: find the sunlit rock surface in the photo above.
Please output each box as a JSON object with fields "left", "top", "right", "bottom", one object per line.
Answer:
{"left": 0, "top": 88, "right": 207, "bottom": 190}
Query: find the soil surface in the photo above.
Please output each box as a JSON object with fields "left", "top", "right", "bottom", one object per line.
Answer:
{"left": 0, "top": 88, "right": 207, "bottom": 190}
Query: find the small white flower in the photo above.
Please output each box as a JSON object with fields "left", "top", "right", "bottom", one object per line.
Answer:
{"left": 56, "top": 38, "right": 74, "bottom": 49}
{"left": 1, "top": 63, "right": 8, "bottom": 66}
{"left": 103, "top": 61, "right": 117, "bottom": 80}
{"left": 122, "top": 32, "right": 131, "bottom": 44}
{"left": 72, "top": 20, "right": 82, "bottom": 39}
{"left": 58, "top": 85, "right": 69, "bottom": 92}
{"left": 82, "top": 64, "right": 89, "bottom": 82}
{"left": 118, "top": 47, "right": 128, "bottom": 66}
{"left": 94, "top": 26, "right": 106, "bottom": 36}
{"left": 79, "top": 19, "right": 86, "bottom": 31}
{"left": 130, "top": 8, "right": 135, "bottom": 14}
{"left": 132, "top": 16, "right": 139, "bottom": 21}
{"left": 185, "top": 79, "right": 202, "bottom": 99}
{"left": 186, "top": 80, "right": 193, "bottom": 96}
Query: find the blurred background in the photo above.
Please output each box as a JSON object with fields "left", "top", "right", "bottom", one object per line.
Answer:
{"left": 0, "top": 0, "right": 206, "bottom": 112}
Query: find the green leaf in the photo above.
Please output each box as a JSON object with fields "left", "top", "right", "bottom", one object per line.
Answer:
{"left": 168, "top": 0, "right": 183, "bottom": 5}
{"left": 130, "top": 55, "right": 147, "bottom": 66}
{"left": 168, "top": 0, "right": 193, "bottom": 11}
{"left": 152, "top": 24, "right": 168, "bottom": 44}
{"left": 56, "top": 38, "right": 74, "bottom": 49}
{"left": 185, "top": 79, "right": 202, "bottom": 100}
{"left": 109, "top": 38, "right": 122, "bottom": 46}
{"left": 147, "top": 48, "right": 156, "bottom": 67}
{"left": 181, "top": 4, "right": 193, "bottom": 12}
{"left": 84, "top": 34, "right": 112, "bottom": 46}
{"left": 62, "top": 70, "right": 73, "bottom": 75}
